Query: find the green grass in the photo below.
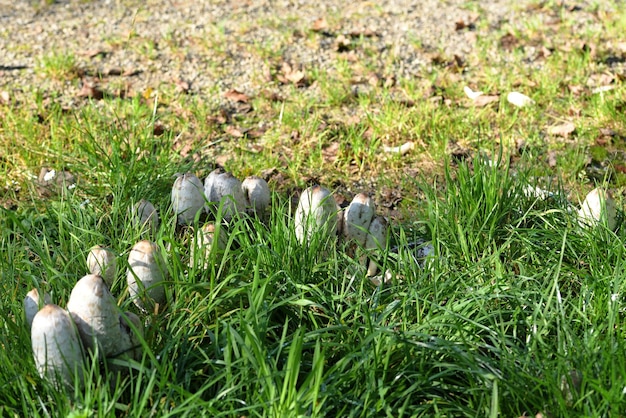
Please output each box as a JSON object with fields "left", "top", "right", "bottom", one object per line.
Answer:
{"left": 2, "top": 150, "right": 626, "bottom": 416}
{"left": 2, "top": 1, "right": 626, "bottom": 416}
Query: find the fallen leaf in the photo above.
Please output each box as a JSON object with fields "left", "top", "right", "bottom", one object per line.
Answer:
{"left": 335, "top": 35, "right": 352, "bottom": 52}
{"left": 224, "top": 89, "right": 251, "bottom": 103}
{"left": 311, "top": 17, "right": 328, "bottom": 32}
{"left": 322, "top": 142, "right": 340, "bottom": 163}
{"left": 548, "top": 150, "right": 558, "bottom": 167}
{"left": 548, "top": 122, "right": 576, "bottom": 136}
{"left": 500, "top": 32, "right": 519, "bottom": 51}
{"left": 77, "top": 81, "right": 105, "bottom": 100}
{"left": 78, "top": 49, "right": 107, "bottom": 58}
{"left": 277, "top": 62, "right": 307, "bottom": 86}
{"left": 472, "top": 94, "right": 500, "bottom": 107}
{"left": 175, "top": 79, "right": 191, "bottom": 94}
{"left": 224, "top": 125, "right": 244, "bottom": 138}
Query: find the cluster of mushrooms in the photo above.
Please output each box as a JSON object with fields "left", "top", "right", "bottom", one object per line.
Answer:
{"left": 24, "top": 165, "right": 618, "bottom": 391}
{"left": 25, "top": 168, "right": 391, "bottom": 391}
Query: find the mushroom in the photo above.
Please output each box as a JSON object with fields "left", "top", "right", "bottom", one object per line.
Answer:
{"left": 343, "top": 193, "right": 376, "bottom": 249}
{"left": 204, "top": 170, "right": 247, "bottom": 220}
{"left": 171, "top": 173, "right": 205, "bottom": 225}
{"left": 24, "top": 288, "right": 52, "bottom": 330}
{"left": 294, "top": 185, "right": 338, "bottom": 245}
{"left": 364, "top": 216, "right": 388, "bottom": 277}
{"left": 131, "top": 199, "right": 160, "bottom": 234}
{"left": 86, "top": 245, "right": 117, "bottom": 288}
{"left": 118, "top": 311, "right": 143, "bottom": 362}
{"left": 189, "top": 222, "right": 228, "bottom": 269}
{"left": 31, "top": 304, "right": 85, "bottom": 390}
{"left": 127, "top": 240, "right": 168, "bottom": 312}
{"left": 241, "top": 176, "right": 271, "bottom": 216}
{"left": 66, "top": 274, "right": 123, "bottom": 359}
{"left": 578, "top": 188, "right": 617, "bottom": 230}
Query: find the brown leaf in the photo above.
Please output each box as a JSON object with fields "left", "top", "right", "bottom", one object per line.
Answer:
{"left": 78, "top": 49, "right": 107, "bottom": 58}
{"left": 246, "top": 127, "right": 267, "bottom": 139}
{"left": 277, "top": 62, "right": 307, "bottom": 86}
{"left": 472, "top": 94, "right": 500, "bottom": 107}
{"left": 224, "top": 125, "right": 244, "bottom": 138}
{"left": 322, "top": 142, "right": 340, "bottom": 163}
{"left": 547, "top": 150, "right": 558, "bottom": 167}
{"left": 548, "top": 122, "right": 576, "bottom": 137}
{"left": 311, "top": 17, "right": 328, "bottom": 32}
{"left": 77, "top": 81, "right": 105, "bottom": 100}
{"left": 175, "top": 79, "right": 191, "bottom": 93}
{"left": 224, "top": 89, "right": 251, "bottom": 103}
{"left": 500, "top": 33, "right": 519, "bottom": 51}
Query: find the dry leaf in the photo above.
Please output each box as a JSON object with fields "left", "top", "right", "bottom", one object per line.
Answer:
{"left": 500, "top": 33, "right": 519, "bottom": 50}
{"left": 322, "top": 142, "right": 340, "bottom": 163}
{"left": 224, "top": 89, "right": 251, "bottom": 103}
{"left": 473, "top": 94, "right": 500, "bottom": 107}
{"left": 224, "top": 125, "right": 244, "bottom": 138}
{"left": 175, "top": 79, "right": 191, "bottom": 94}
{"left": 78, "top": 49, "right": 107, "bottom": 58}
{"left": 277, "top": 62, "right": 306, "bottom": 86}
{"left": 548, "top": 122, "right": 576, "bottom": 136}
{"left": 311, "top": 17, "right": 328, "bottom": 32}
{"left": 77, "top": 81, "right": 105, "bottom": 100}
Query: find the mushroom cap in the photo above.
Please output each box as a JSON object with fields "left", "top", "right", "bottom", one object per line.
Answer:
{"left": 578, "top": 188, "right": 617, "bottom": 230}
{"left": 189, "top": 222, "right": 228, "bottom": 269}
{"left": 118, "top": 311, "right": 144, "bottom": 362}
{"left": 207, "top": 171, "right": 247, "bottom": 220}
{"left": 86, "top": 245, "right": 117, "bottom": 287}
{"left": 24, "top": 288, "right": 52, "bottom": 330}
{"left": 294, "top": 185, "right": 338, "bottom": 244}
{"left": 127, "top": 240, "right": 167, "bottom": 311}
{"left": 31, "top": 304, "right": 85, "bottom": 390}
{"left": 364, "top": 216, "right": 388, "bottom": 277}
{"left": 67, "top": 274, "right": 123, "bottom": 359}
{"left": 343, "top": 193, "right": 376, "bottom": 247}
{"left": 172, "top": 173, "right": 205, "bottom": 225}
{"left": 131, "top": 199, "right": 160, "bottom": 234}
{"left": 242, "top": 176, "right": 271, "bottom": 215}
{"left": 203, "top": 168, "right": 225, "bottom": 203}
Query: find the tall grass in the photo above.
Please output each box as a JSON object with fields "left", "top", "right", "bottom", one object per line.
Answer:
{"left": 2, "top": 115, "right": 625, "bottom": 417}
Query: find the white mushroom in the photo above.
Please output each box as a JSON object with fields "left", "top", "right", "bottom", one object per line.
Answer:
{"left": 117, "top": 311, "right": 144, "bottom": 362}
{"left": 294, "top": 185, "right": 338, "bottom": 245}
{"left": 127, "top": 240, "right": 168, "bottom": 312}
{"left": 67, "top": 274, "right": 123, "bottom": 359}
{"left": 131, "top": 199, "right": 159, "bottom": 234}
{"left": 364, "top": 216, "right": 388, "bottom": 277}
{"left": 31, "top": 304, "right": 85, "bottom": 390}
{"left": 171, "top": 173, "right": 205, "bottom": 225}
{"left": 204, "top": 170, "right": 247, "bottom": 220}
{"left": 24, "top": 288, "right": 52, "bottom": 330}
{"left": 86, "top": 245, "right": 117, "bottom": 288}
{"left": 203, "top": 168, "right": 224, "bottom": 204}
{"left": 343, "top": 193, "right": 376, "bottom": 248}
{"left": 241, "top": 176, "right": 271, "bottom": 216}
{"left": 578, "top": 188, "right": 617, "bottom": 230}
{"left": 189, "top": 222, "right": 228, "bottom": 269}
